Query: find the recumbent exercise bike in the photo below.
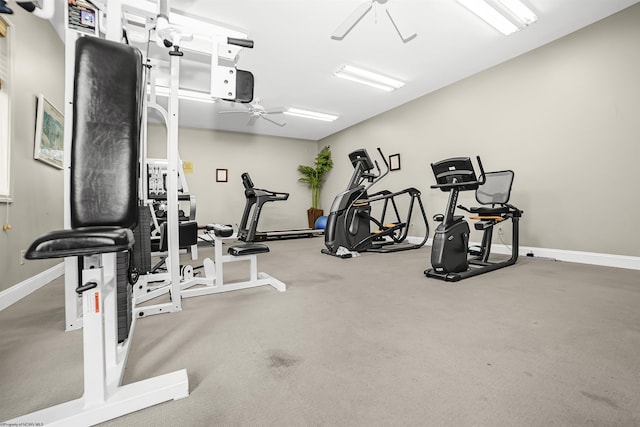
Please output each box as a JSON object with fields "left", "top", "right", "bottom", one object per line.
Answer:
{"left": 425, "top": 156, "right": 523, "bottom": 282}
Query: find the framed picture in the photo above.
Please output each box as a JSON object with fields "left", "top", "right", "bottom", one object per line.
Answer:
{"left": 34, "top": 94, "right": 64, "bottom": 169}
{"left": 389, "top": 153, "right": 401, "bottom": 171}
{"left": 216, "top": 168, "right": 228, "bottom": 182}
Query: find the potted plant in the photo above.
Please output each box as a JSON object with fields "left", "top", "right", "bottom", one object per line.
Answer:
{"left": 298, "top": 145, "right": 333, "bottom": 229}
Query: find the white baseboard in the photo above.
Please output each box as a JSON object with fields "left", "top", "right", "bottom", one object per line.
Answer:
{"left": 0, "top": 263, "right": 65, "bottom": 311}
{"left": 511, "top": 245, "right": 640, "bottom": 270}
{"left": 407, "top": 236, "right": 640, "bottom": 271}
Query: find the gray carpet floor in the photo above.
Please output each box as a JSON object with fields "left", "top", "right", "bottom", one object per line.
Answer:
{"left": 1, "top": 237, "right": 639, "bottom": 426}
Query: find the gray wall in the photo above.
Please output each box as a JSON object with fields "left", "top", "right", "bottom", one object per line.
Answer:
{"left": 146, "top": 124, "right": 318, "bottom": 232}
{"left": 320, "top": 4, "right": 640, "bottom": 258}
{"left": 4, "top": 4, "right": 639, "bottom": 292}
{"left": 1, "top": 9, "right": 65, "bottom": 290}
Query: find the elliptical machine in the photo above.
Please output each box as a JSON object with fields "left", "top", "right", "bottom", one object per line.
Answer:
{"left": 425, "top": 156, "right": 523, "bottom": 282}
{"left": 322, "top": 147, "right": 429, "bottom": 258}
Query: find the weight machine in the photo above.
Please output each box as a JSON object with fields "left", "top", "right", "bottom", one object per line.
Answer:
{"left": 50, "top": 0, "right": 273, "bottom": 324}
{"left": 122, "top": 1, "right": 285, "bottom": 314}
{"left": 7, "top": 33, "right": 188, "bottom": 427}
{"left": 6, "top": 0, "right": 278, "bottom": 424}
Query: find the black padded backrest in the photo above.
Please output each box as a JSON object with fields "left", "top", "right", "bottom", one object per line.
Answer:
{"left": 158, "top": 220, "right": 198, "bottom": 251}
{"left": 71, "top": 37, "right": 143, "bottom": 229}
{"left": 475, "top": 170, "right": 514, "bottom": 205}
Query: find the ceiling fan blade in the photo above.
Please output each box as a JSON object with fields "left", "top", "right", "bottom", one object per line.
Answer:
{"left": 262, "top": 115, "right": 287, "bottom": 127}
{"left": 247, "top": 115, "right": 260, "bottom": 126}
{"left": 385, "top": 4, "right": 417, "bottom": 43}
{"left": 331, "top": 1, "right": 373, "bottom": 40}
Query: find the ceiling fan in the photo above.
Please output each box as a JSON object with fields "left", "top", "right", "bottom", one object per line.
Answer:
{"left": 331, "top": 0, "right": 417, "bottom": 43}
{"left": 218, "top": 99, "right": 287, "bottom": 127}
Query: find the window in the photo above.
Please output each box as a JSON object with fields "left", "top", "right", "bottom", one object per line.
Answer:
{"left": 0, "top": 16, "right": 11, "bottom": 201}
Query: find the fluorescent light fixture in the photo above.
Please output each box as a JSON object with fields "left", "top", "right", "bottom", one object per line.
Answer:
{"left": 149, "top": 85, "right": 216, "bottom": 103}
{"left": 497, "top": 0, "right": 537, "bottom": 25}
{"left": 334, "top": 65, "right": 405, "bottom": 92}
{"left": 284, "top": 108, "right": 339, "bottom": 122}
{"left": 457, "top": 0, "right": 537, "bottom": 35}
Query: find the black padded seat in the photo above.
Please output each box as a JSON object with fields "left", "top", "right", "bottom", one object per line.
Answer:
{"left": 26, "top": 227, "right": 134, "bottom": 260}
{"left": 206, "top": 223, "right": 233, "bottom": 238}
{"left": 228, "top": 243, "right": 270, "bottom": 256}
{"left": 465, "top": 206, "right": 512, "bottom": 216}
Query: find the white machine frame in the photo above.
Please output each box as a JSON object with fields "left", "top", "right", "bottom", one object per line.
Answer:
{"left": 125, "top": 1, "right": 286, "bottom": 318}
{"left": 181, "top": 229, "right": 286, "bottom": 298}
{"left": 6, "top": 253, "right": 189, "bottom": 426}
{"left": 7, "top": 1, "right": 280, "bottom": 423}
{"left": 62, "top": 0, "right": 263, "bottom": 328}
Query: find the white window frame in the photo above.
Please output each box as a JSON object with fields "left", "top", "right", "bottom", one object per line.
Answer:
{"left": 0, "top": 16, "right": 12, "bottom": 202}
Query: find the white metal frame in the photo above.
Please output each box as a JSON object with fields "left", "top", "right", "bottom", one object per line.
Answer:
{"left": 128, "top": 1, "right": 285, "bottom": 316}
{"left": 5, "top": 253, "right": 189, "bottom": 426}
{"left": 181, "top": 231, "right": 286, "bottom": 298}
{"left": 63, "top": 0, "right": 254, "bottom": 328}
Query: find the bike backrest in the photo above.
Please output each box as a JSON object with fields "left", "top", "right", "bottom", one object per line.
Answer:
{"left": 475, "top": 170, "right": 514, "bottom": 205}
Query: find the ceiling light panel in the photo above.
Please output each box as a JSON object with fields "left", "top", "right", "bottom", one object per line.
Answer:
{"left": 497, "top": 0, "right": 537, "bottom": 25}
{"left": 334, "top": 65, "right": 405, "bottom": 92}
{"left": 456, "top": 0, "right": 537, "bottom": 35}
{"left": 284, "top": 108, "right": 339, "bottom": 122}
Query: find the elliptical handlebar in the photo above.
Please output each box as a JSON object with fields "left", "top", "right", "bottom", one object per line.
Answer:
{"left": 346, "top": 147, "right": 393, "bottom": 191}
{"left": 372, "top": 147, "right": 390, "bottom": 183}
{"left": 360, "top": 148, "right": 389, "bottom": 192}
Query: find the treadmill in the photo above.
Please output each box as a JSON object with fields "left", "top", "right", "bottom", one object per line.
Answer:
{"left": 237, "top": 173, "right": 324, "bottom": 242}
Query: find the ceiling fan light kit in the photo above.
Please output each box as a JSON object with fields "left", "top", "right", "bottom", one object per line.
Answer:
{"left": 334, "top": 65, "right": 405, "bottom": 92}
{"left": 456, "top": 0, "right": 538, "bottom": 35}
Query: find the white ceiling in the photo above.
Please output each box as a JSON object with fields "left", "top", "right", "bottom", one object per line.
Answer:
{"left": 52, "top": 0, "right": 639, "bottom": 141}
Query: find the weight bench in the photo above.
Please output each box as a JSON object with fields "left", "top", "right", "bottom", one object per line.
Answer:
{"left": 5, "top": 37, "right": 188, "bottom": 426}
{"left": 180, "top": 224, "right": 286, "bottom": 298}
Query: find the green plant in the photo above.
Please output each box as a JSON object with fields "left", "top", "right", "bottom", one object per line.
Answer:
{"left": 297, "top": 145, "right": 333, "bottom": 209}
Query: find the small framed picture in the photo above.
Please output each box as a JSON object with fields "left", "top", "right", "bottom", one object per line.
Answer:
{"left": 34, "top": 94, "right": 64, "bottom": 170}
{"left": 389, "top": 153, "right": 401, "bottom": 171}
{"left": 216, "top": 168, "right": 228, "bottom": 182}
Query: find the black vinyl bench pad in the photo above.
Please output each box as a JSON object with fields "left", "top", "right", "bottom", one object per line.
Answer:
{"left": 228, "top": 243, "right": 270, "bottom": 256}
{"left": 26, "top": 226, "right": 134, "bottom": 259}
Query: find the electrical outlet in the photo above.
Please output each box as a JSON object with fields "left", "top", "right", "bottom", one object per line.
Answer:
{"left": 20, "top": 249, "right": 26, "bottom": 265}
